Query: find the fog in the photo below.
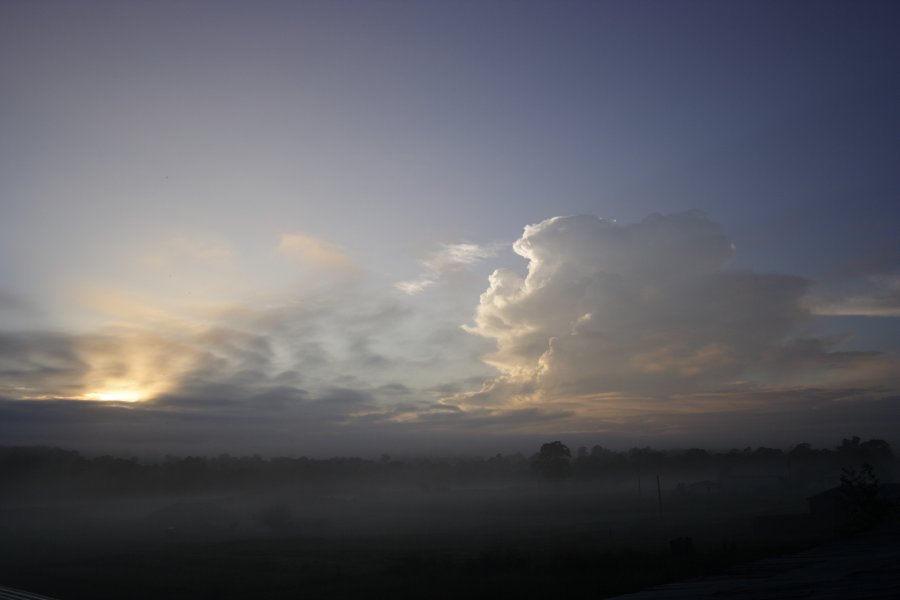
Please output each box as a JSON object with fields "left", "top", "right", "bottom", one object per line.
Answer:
{"left": 1, "top": 438, "right": 896, "bottom": 598}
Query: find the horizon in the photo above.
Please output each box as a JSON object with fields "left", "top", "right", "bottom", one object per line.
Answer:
{"left": 3, "top": 434, "right": 894, "bottom": 465}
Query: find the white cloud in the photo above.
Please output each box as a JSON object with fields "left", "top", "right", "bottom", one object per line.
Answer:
{"left": 395, "top": 279, "right": 435, "bottom": 295}
{"left": 461, "top": 212, "right": 894, "bottom": 409}
{"left": 396, "top": 242, "right": 503, "bottom": 294}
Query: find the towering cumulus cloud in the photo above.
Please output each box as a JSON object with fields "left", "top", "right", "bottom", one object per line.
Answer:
{"left": 463, "top": 212, "right": 850, "bottom": 405}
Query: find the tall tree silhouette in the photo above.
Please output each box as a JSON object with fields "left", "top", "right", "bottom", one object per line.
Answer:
{"left": 532, "top": 441, "right": 572, "bottom": 482}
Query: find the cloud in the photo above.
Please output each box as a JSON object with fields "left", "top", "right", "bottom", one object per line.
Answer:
{"left": 0, "top": 326, "right": 208, "bottom": 402}
{"left": 1, "top": 274, "right": 474, "bottom": 405}
{"left": 278, "top": 233, "right": 358, "bottom": 273}
{"left": 3, "top": 213, "right": 897, "bottom": 454}
{"left": 461, "top": 212, "right": 897, "bottom": 410}
{"left": 0, "top": 291, "right": 43, "bottom": 329}
{"left": 396, "top": 242, "right": 503, "bottom": 294}
{"left": 0, "top": 290, "right": 33, "bottom": 314}
{"left": 74, "top": 287, "right": 188, "bottom": 326}
{"left": 0, "top": 331, "right": 87, "bottom": 399}
{"left": 2, "top": 386, "right": 897, "bottom": 456}
{"left": 809, "top": 274, "right": 900, "bottom": 317}
{"left": 807, "top": 239, "right": 900, "bottom": 317}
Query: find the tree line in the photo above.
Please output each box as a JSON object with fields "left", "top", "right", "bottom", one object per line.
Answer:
{"left": 0, "top": 436, "right": 894, "bottom": 500}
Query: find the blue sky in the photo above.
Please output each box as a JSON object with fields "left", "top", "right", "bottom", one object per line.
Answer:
{"left": 0, "top": 1, "right": 898, "bottom": 455}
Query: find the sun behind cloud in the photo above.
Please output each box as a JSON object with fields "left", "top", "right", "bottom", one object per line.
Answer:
{"left": 83, "top": 389, "right": 144, "bottom": 403}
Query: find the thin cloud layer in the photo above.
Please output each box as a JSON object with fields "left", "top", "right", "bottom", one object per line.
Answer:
{"left": 810, "top": 274, "right": 900, "bottom": 317}
{"left": 278, "top": 232, "right": 358, "bottom": 273}
{"left": 807, "top": 239, "right": 900, "bottom": 317}
{"left": 139, "top": 236, "right": 234, "bottom": 270}
{"left": 396, "top": 242, "right": 502, "bottom": 294}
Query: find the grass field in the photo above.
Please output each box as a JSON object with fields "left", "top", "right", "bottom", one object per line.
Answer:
{"left": 0, "top": 484, "right": 823, "bottom": 599}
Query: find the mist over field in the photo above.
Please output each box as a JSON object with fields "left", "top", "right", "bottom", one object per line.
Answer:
{"left": 2, "top": 437, "right": 898, "bottom": 598}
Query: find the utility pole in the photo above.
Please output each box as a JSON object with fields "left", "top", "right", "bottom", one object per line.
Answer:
{"left": 656, "top": 474, "right": 663, "bottom": 520}
{"left": 638, "top": 466, "right": 642, "bottom": 497}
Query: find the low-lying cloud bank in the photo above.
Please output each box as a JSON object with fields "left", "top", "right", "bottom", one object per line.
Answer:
{"left": 809, "top": 275, "right": 900, "bottom": 317}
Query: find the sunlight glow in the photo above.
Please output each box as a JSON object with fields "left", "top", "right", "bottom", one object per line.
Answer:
{"left": 84, "top": 390, "right": 144, "bottom": 402}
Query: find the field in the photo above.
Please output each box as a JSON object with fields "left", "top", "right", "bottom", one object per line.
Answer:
{"left": 0, "top": 482, "right": 824, "bottom": 599}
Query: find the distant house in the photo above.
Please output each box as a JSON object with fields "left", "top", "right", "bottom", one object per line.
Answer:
{"left": 753, "top": 483, "right": 899, "bottom": 539}
{"left": 808, "top": 487, "right": 850, "bottom": 527}
{"left": 808, "top": 482, "right": 900, "bottom": 531}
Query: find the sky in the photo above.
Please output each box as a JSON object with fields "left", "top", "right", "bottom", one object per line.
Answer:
{"left": 1, "top": 0, "right": 898, "bottom": 456}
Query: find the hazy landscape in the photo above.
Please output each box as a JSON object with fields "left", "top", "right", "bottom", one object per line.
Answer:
{"left": 2, "top": 437, "right": 897, "bottom": 598}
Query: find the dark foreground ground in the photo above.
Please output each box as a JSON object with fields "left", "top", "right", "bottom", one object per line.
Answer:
{"left": 0, "top": 484, "right": 843, "bottom": 600}
{"left": 610, "top": 522, "right": 900, "bottom": 599}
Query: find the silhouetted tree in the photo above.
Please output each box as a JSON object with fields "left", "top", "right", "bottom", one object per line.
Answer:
{"left": 839, "top": 463, "right": 889, "bottom": 533}
{"left": 859, "top": 439, "right": 893, "bottom": 464}
{"left": 590, "top": 445, "right": 614, "bottom": 459}
{"left": 532, "top": 441, "right": 572, "bottom": 482}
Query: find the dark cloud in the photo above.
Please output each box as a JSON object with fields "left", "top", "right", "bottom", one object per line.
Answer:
{"left": 0, "top": 331, "right": 88, "bottom": 398}
{"left": 1, "top": 382, "right": 897, "bottom": 456}
{"left": 375, "top": 383, "right": 412, "bottom": 396}
{"left": 612, "top": 388, "right": 900, "bottom": 448}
